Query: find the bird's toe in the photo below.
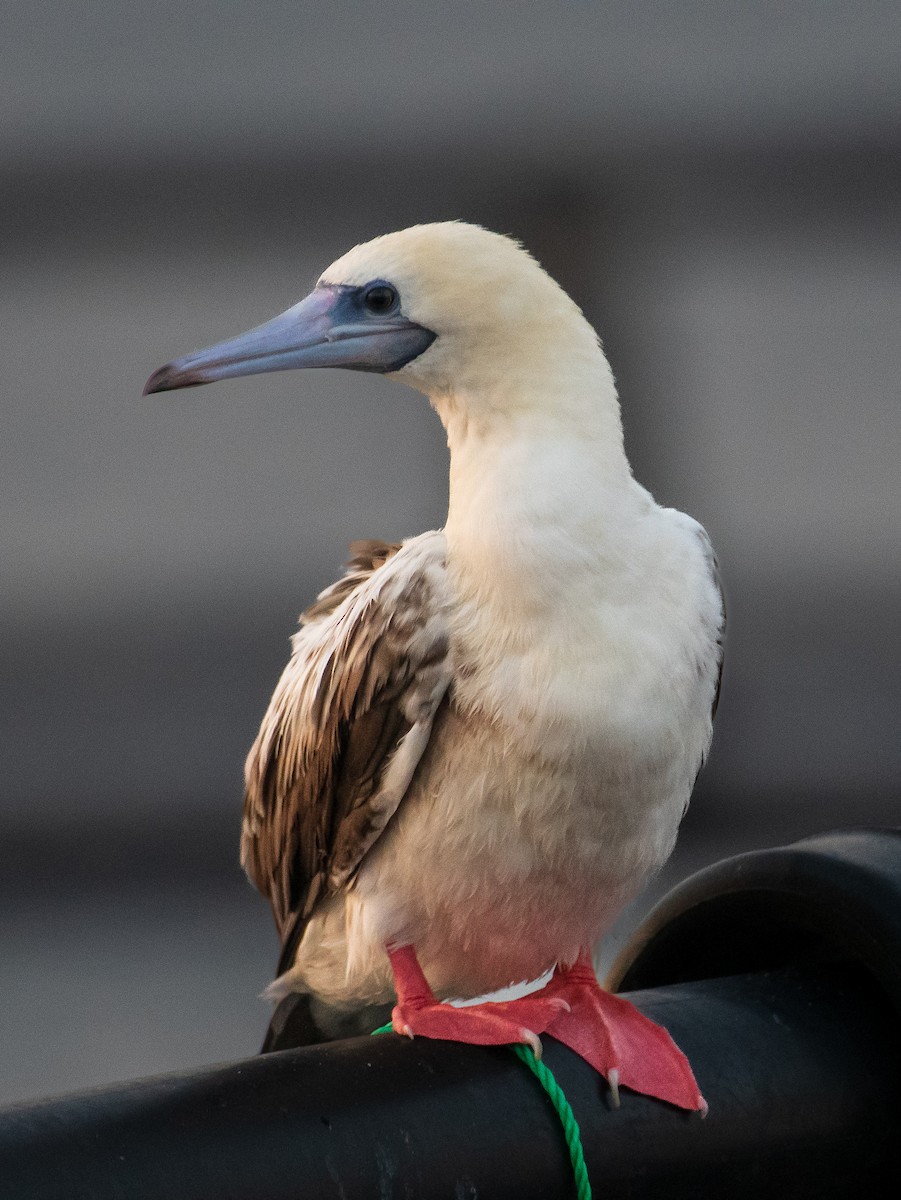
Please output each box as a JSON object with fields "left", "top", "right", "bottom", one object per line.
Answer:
{"left": 390, "top": 992, "right": 564, "bottom": 1051}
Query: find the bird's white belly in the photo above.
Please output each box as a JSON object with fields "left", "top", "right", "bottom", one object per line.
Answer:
{"left": 298, "top": 645, "right": 698, "bottom": 1006}
{"left": 369, "top": 702, "right": 686, "bottom": 992}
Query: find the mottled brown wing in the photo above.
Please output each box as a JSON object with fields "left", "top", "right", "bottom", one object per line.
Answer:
{"left": 241, "top": 532, "right": 451, "bottom": 975}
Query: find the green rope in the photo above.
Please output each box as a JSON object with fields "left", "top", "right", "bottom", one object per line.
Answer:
{"left": 371, "top": 1024, "right": 592, "bottom": 1200}
{"left": 510, "top": 1042, "right": 592, "bottom": 1200}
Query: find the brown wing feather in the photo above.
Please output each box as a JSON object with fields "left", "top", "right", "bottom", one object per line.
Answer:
{"left": 241, "top": 533, "right": 451, "bottom": 973}
{"left": 301, "top": 541, "right": 401, "bottom": 625}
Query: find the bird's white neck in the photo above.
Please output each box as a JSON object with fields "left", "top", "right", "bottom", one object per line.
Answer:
{"left": 433, "top": 355, "right": 640, "bottom": 620}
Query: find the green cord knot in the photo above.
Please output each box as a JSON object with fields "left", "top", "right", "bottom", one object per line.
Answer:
{"left": 372, "top": 1025, "right": 592, "bottom": 1200}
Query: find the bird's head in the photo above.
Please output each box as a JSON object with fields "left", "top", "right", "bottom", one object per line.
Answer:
{"left": 144, "top": 222, "right": 609, "bottom": 427}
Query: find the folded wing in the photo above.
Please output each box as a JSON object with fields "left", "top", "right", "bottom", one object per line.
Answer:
{"left": 242, "top": 532, "right": 452, "bottom": 975}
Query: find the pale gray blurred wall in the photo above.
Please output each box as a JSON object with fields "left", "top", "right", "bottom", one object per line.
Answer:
{"left": 1, "top": 1, "right": 899, "bottom": 1104}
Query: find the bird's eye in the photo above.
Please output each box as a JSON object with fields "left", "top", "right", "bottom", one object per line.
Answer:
{"left": 363, "top": 283, "right": 398, "bottom": 315}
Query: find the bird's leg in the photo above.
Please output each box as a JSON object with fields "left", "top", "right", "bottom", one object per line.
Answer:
{"left": 542, "top": 949, "right": 706, "bottom": 1112}
{"left": 387, "top": 943, "right": 569, "bottom": 1059}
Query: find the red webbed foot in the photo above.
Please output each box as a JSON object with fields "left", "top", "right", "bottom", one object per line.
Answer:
{"left": 543, "top": 951, "right": 706, "bottom": 1112}
{"left": 388, "top": 944, "right": 569, "bottom": 1058}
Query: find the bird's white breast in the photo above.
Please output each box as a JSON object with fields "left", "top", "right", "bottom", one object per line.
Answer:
{"left": 334, "top": 479, "right": 721, "bottom": 1001}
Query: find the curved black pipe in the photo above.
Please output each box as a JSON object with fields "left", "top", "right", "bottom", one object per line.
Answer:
{"left": 1, "top": 830, "right": 899, "bottom": 1199}
{"left": 610, "top": 828, "right": 901, "bottom": 1004}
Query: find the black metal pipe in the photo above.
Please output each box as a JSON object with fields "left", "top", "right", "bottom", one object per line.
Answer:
{"left": 2, "top": 829, "right": 899, "bottom": 1199}
{"left": 0, "top": 963, "right": 898, "bottom": 1199}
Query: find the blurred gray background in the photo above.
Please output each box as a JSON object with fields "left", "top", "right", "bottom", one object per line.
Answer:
{"left": 2, "top": 1, "right": 899, "bottom": 1106}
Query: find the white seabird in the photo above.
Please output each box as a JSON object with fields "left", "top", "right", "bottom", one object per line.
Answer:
{"left": 145, "top": 222, "right": 724, "bottom": 1110}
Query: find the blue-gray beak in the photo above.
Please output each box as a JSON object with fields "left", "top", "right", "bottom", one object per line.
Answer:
{"left": 143, "top": 284, "right": 435, "bottom": 395}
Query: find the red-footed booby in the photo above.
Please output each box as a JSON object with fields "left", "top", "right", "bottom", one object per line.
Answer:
{"left": 145, "top": 222, "right": 724, "bottom": 1111}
